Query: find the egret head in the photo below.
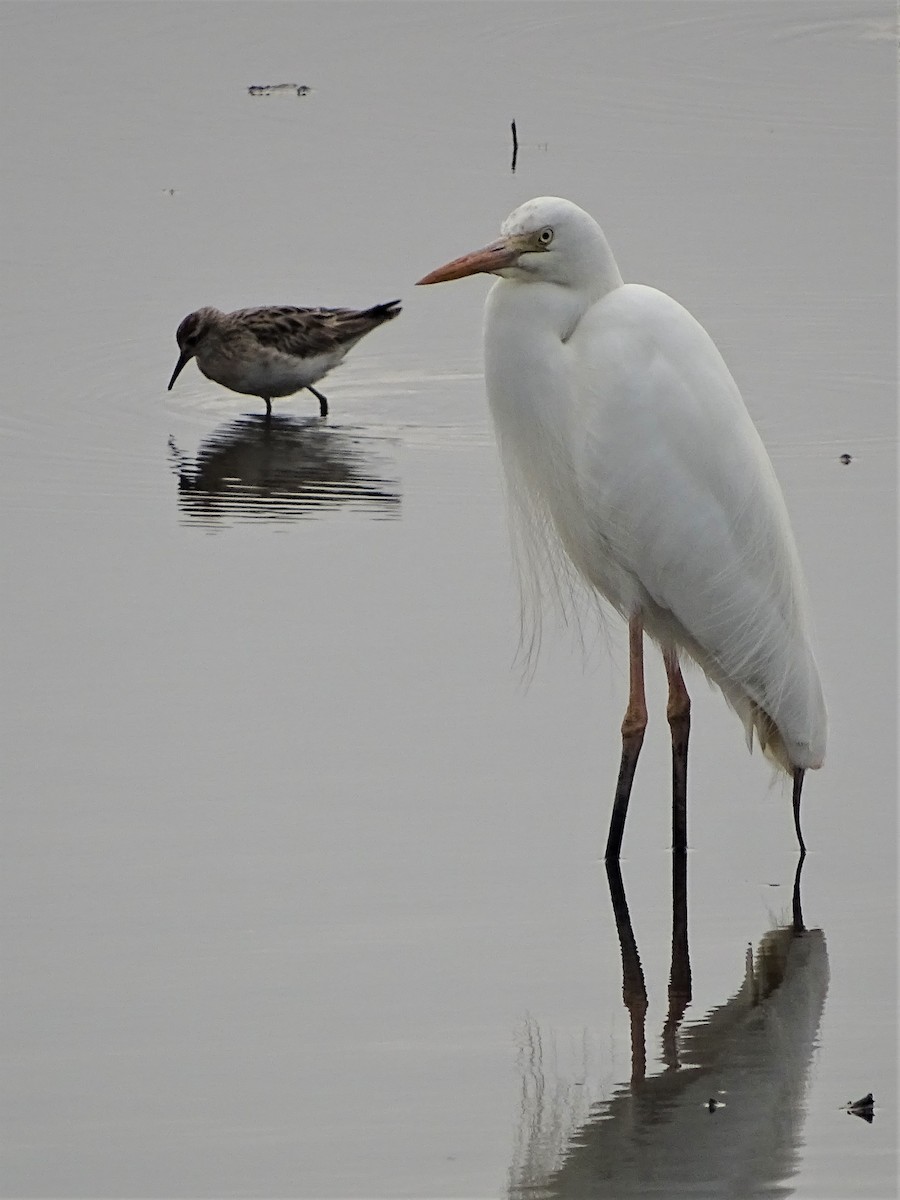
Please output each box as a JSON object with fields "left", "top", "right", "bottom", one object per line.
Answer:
{"left": 417, "top": 197, "right": 623, "bottom": 297}
{"left": 168, "top": 307, "right": 220, "bottom": 390}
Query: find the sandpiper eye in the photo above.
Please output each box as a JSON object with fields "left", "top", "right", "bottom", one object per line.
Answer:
{"left": 538, "top": 227, "right": 553, "bottom": 246}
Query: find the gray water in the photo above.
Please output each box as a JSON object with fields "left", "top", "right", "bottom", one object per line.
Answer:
{"left": 2, "top": 3, "right": 897, "bottom": 1197}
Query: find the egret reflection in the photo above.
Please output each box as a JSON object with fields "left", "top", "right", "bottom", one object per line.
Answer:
{"left": 509, "top": 857, "right": 829, "bottom": 1199}
{"left": 169, "top": 416, "right": 400, "bottom": 526}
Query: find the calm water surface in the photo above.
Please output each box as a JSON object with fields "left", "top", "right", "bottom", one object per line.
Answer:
{"left": 2, "top": 3, "right": 896, "bottom": 1197}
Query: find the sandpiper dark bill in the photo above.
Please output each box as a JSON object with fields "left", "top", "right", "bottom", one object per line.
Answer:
{"left": 167, "top": 300, "right": 402, "bottom": 418}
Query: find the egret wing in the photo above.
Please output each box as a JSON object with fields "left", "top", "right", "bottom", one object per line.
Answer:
{"left": 571, "top": 285, "right": 825, "bottom": 767}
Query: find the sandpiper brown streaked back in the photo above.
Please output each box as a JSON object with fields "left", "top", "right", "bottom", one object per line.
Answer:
{"left": 167, "top": 300, "right": 402, "bottom": 418}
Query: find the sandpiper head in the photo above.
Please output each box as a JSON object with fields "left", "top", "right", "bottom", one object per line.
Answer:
{"left": 168, "top": 307, "right": 220, "bottom": 390}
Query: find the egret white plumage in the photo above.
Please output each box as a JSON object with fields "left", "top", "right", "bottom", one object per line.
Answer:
{"left": 418, "top": 197, "right": 825, "bottom": 859}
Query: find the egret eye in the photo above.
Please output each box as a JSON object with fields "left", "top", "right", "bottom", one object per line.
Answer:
{"left": 538, "top": 227, "right": 554, "bottom": 246}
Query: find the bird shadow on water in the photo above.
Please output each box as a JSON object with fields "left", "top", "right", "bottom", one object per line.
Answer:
{"left": 168, "top": 414, "right": 400, "bottom": 527}
{"left": 508, "top": 855, "right": 829, "bottom": 1199}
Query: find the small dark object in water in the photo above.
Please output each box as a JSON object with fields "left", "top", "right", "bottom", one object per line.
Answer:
{"left": 248, "top": 83, "right": 311, "bottom": 97}
{"left": 846, "top": 1092, "right": 874, "bottom": 1122}
{"left": 511, "top": 119, "right": 518, "bottom": 172}
{"left": 839, "top": 453, "right": 853, "bottom": 464}
{"left": 707, "top": 1097, "right": 719, "bottom": 1112}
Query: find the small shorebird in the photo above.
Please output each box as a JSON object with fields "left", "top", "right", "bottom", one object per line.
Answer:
{"left": 167, "top": 300, "right": 402, "bottom": 417}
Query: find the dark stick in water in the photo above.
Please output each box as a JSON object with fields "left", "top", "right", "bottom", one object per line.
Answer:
{"left": 511, "top": 119, "right": 518, "bottom": 172}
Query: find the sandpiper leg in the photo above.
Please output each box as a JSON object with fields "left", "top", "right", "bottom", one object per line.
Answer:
{"left": 308, "top": 386, "right": 328, "bottom": 417}
{"left": 664, "top": 649, "right": 691, "bottom": 854}
{"left": 792, "top": 767, "right": 806, "bottom": 855}
{"left": 605, "top": 615, "right": 647, "bottom": 862}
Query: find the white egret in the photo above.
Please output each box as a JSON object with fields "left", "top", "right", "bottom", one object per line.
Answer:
{"left": 418, "top": 197, "right": 825, "bottom": 859}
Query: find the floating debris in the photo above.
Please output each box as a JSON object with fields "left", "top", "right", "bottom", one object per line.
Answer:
{"left": 839, "top": 453, "right": 853, "bottom": 465}
{"left": 248, "top": 83, "right": 311, "bottom": 97}
{"left": 845, "top": 1092, "right": 874, "bottom": 1123}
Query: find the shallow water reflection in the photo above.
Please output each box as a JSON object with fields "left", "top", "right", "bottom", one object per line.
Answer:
{"left": 509, "top": 858, "right": 829, "bottom": 1199}
{"left": 169, "top": 416, "right": 400, "bottom": 526}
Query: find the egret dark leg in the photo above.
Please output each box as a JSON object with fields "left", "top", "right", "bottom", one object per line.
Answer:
{"left": 791, "top": 850, "right": 807, "bottom": 932}
{"left": 308, "top": 385, "right": 328, "bottom": 417}
{"left": 263, "top": 397, "right": 272, "bottom": 419}
{"left": 662, "top": 846, "right": 692, "bottom": 1068}
{"left": 605, "top": 860, "right": 648, "bottom": 1085}
{"left": 664, "top": 650, "right": 691, "bottom": 854}
{"left": 792, "top": 767, "right": 807, "bottom": 856}
{"left": 605, "top": 616, "right": 647, "bottom": 862}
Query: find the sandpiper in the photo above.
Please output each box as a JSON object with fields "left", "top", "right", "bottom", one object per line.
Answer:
{"left": 167, "top": 300, "right": 402, "bottom": 417}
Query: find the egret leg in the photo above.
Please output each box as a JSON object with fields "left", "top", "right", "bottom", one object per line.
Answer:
{"left": 791, "top": 850, "right": 807, "bottom": 932}
{"left": 263, "top": 397, "right": 272, "bottom": 419}
{"left": 605, "top": 616, "right": 647, "bottom": 862}
{"left": 605, "top": 860, "right": 648, "bottom": 1085}
{"left": 663, "top": 847, "right": 692, "bottom": 1068}
{"left": 664, "top": 650, "right": 691, "bottom": 854}
{"left": 792, "top": 767, "right": 807, "bottom": 856}
{"left": 308, "top": 385, "right": 328, "bottom": 417}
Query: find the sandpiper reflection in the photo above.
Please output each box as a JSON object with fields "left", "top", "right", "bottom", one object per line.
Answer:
{"left": 509, "top": 856, "right": 829, "bottom": 1199}
{"left": 170, "top": 416, "right": 400, "bottom": 526}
